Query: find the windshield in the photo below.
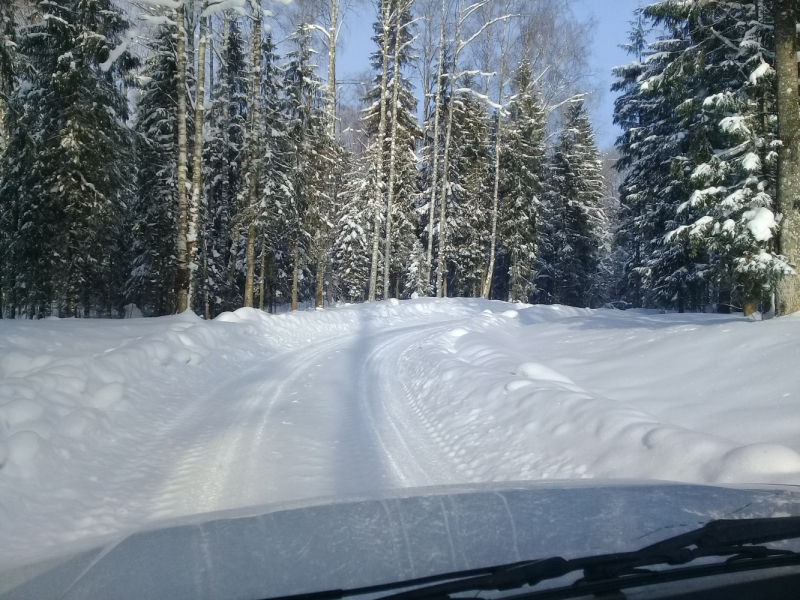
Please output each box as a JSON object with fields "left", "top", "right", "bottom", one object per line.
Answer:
{"left": 1, "top": 0, "right": 800, "bottom": 598}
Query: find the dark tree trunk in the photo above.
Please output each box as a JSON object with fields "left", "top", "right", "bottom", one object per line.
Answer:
{"left": 775, "top": 0, "right": 800, "bottom": 314}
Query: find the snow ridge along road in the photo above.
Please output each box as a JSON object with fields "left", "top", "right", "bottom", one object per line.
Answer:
{"left": 1, "top": 299, "right": 800, "bottom": 570}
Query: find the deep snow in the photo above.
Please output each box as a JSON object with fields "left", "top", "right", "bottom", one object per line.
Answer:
{"left": 1, "top": 299, "right": 799, "bottom": 570}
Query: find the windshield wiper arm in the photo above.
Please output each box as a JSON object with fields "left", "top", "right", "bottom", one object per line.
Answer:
{"left": 378, "top": 516, "right": 800, "bottom": 600}
{"left": 266, "top": 516, "right": 800, "bottom": 600}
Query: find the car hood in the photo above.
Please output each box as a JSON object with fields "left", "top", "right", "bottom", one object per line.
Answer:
{"left": 3, "top": 479, "right": 800, "bottom": 600}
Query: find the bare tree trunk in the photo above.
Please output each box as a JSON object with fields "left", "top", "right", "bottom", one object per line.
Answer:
{"left": 426, "top": 0, "right": 447, "bottom": 281}
{"left": 775, "top": 0, "right": 800, "bottom": 315}
{"left": 368, "top": 0, "right": 392, "bottom": 302}
{"left": 326, "top": 0, "right": 340, "bottom": 137}
{"left": 188, "top": 2, "right": 209, "bottom": 310}
{"left": 208, "top": 17, "right": 214, "bottom": 91}
{"left": 244, "top": 225, "right": 256, "bottom": 306}
{"left": 482, "top": 18, "right": 508, "bottom": 299}
{"left": 437, "top": 0, "right": 468, "bottom": 298}
{"left": 227, "top": 233, "right": 238, "bottom": 304}
{"left": 383, "top": 0, "right": 406, "bottom": 299}
{"left": 265, "top": 248, "right": 274, "bottom": 313}
{"left": 291, "top": 240, "right": 299, "bottom": 311}
{"left": 316, "top": 260, "right": 324, "bottom": 308}
{"left": 243, "top": 11, "right": 262, "bottom": 307}
{"left": 203, "top": 236, "right": 211, "bottom": 319}
{"left": 310, "top": 0, "right": 339, "bottom": 309}
{"left": 175, "top": 2, "right": 190, "bottom": 313}
{"left": 259, "top": 235, "right": 266, "bottom": 310}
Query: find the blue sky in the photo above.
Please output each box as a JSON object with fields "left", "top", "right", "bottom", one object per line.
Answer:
{"left": 335, "top": 0, "right": 643, "bottom": 150}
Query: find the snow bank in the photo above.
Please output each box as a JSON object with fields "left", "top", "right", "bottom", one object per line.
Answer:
{"left": 0, "top": 300, "right": 480, "bottom": 478}
{"left": 393, "top": 306, "right": 800, "bottom": 486}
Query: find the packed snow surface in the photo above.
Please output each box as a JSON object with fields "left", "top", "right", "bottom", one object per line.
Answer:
{"left": 1, "top": 299, "right": 800, "bottom": 569}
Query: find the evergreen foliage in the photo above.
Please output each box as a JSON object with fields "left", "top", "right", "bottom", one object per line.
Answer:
{"left": 539, "top": 103, "right": 607, "bottom": 307}
{"left": 0, "top": 0, "right": 137, "bottom": 317}
{"left": 128, "top": 26, "right": 178, "bottom": 317}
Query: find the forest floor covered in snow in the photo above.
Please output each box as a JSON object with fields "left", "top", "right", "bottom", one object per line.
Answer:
{"left": 1, "top": 298, "right": 800, "bottom": 570}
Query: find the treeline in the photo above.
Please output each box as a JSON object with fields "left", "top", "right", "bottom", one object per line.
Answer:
{"left": 2, "top": 0, "right": 798, "bottom": 319}
{"left": 0, "top": 0, "right": 612, "bottom": 318}
{"left": 613, "top": 0, "right": 800, "bottom": 316}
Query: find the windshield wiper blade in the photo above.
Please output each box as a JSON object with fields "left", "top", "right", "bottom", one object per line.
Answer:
{"left": 376, "top": 516, "right": 800, "bottom": 600}
{"left": 266, "top": 516, "right": 800, "bottom": 600}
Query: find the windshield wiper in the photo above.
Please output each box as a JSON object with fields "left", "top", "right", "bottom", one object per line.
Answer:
{"left": 266, "top": 516, "right": 800, "bottom": 600}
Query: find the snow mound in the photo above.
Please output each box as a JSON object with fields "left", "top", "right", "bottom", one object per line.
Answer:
{"left": 392, "top": 303, "right": 800, "bottom": 486}
{"left": 515, "top": 362, "right": 575, "bottom": 385}
{"left": 714, "top": 444, "right": 800, "bottom": 483}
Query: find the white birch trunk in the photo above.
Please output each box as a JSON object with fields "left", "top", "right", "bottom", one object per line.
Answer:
{"left": 425, "top": 0, "right": 447, "bottom": 282}
{"left": 175, "top": 1, "right": 191, "bottom": 313}
{"left": 368, "top": 0, "right": 392, "bottom": 302}
{"left": 188, "top": 1, "right": 209, "bottom": 310}
{"left": 244, "top": 225, "right": 256, "bottom": 306}
{"left": 326, "top": 0, "right": 339, "bottom": 137}
{"left": 482, "top": 18, "right": 509, "bottom": 299}
{"left": 436, "top": 0, "right": 466, "bottom": 298}
{"left": 243, "top": 11, "right": 262, "bottom": 307}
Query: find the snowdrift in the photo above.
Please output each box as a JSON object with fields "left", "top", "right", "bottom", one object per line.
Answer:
{"left": 1, "top": 298, "right": 800, "bottom": 569}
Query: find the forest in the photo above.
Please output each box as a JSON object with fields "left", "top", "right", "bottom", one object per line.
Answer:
{"left": 0, "top": 0, "right": 799, "bottom": 319}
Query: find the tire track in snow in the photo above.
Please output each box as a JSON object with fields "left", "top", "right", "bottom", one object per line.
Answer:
{"left": 357, "top": 324, "right": 467, "bottom": 488}
{"left": 136, "top": 318, "right": 471, "bottom": 519}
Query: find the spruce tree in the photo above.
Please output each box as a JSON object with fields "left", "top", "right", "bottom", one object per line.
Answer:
{"left": 202, "top": 16, "right": 249, "bottom": 315}
{"left": 283, "top": 23, "right": 328, "bottom": 310}
{"left": 128, "top": 26, "right": 178, "bottom": 316}
{"left": 539, "top": 103, "right": 607, "bottom": 307}
{"left": 0, "top": 0, "right": 137, "bottom": 317}
{"left": 499, "top": 60, "right": 546, "bottom": 303}
{"left": 613, "top": 9, "right": 701, "bottom": 311}
{"left": 447, "top": 77, "right": 490, "bottom": 298}
{"left": 335, "top": 152, "right": 373, "bottom": 302}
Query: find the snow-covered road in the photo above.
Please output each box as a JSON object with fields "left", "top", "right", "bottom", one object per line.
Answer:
{"left": 146, "top": 320, "right": 455, "bottom": 518}
{"left": 2, "top": 299, "right": 800, "bottom": 570}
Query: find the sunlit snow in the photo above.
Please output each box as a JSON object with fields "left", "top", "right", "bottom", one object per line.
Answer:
{"left": 1, "top": 299, "right": 800, "bottom": 570}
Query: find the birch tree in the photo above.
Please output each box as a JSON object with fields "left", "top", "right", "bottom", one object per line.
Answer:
{"left": 368, "top": 0, "right": 391, "bottom": 301}
{"left": 436, "top": 0, "right": 502, "bottom": 298}
{"left": 242, "top": 2, "right": 262, "bottom": 307}
{"left": 382, "top": 0, "right": 414, "bottom": 298}
{"left": 424, "top": 0, "right": 446, "bottom": 276}
{"left": 175, "top": 0, "right": 191, "bottom": 312}
{"left": 188, "top": 0, "right": 211, "bottom": 310}
{"left": 481, "top": 8, "right": 508, "bottom": 298}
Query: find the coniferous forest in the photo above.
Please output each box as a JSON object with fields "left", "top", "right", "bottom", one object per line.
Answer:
{"left": 0, "top": 0, "right": 799, "bottom": 319}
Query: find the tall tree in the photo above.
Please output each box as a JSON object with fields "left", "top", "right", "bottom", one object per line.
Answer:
{"left": 129, "top": 25, "right": 179, "bottom": 316}
{"left": 540, "top": 103, "right": 607, "bottom": 307}
{"left": 175, "top": 0, "right": 191, "bottom": 313}
{"left": 499, "top": 59, "right": 545, "bottom": 302}
{"left": 202, "top": 15, "right": 249, "bottom": 315}
{"left": 775, "top": 0, "right": 800, "bottom": 315}
{"left": 188, "top": 0, "right": 211, "bottom": 311}
{"left": 482, "top": 9, "right": 508, "bottom": 298}
{"left": 382, "top": 0, "right": 415, "bottom": 297}
{"left": 242, "top": 3, "right": 264, "bottom": 308}
{"left": 0, "top": 0, "right": 137, "bottom": 317}
{"left": 366, "top": 0, "right": 392, "bottom": 301}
